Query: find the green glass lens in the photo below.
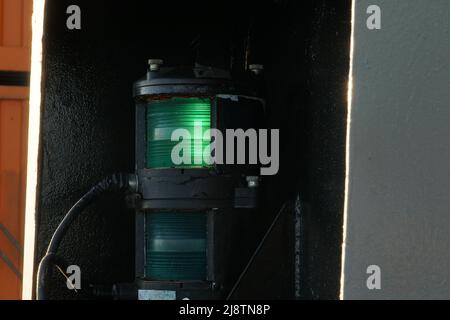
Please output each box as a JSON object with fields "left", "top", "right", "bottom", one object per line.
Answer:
{"left": 144, "top": 212, "right": 207, "bottom": 281}
{"left": 146, "top": 97, "right": 211, "bottom": 169}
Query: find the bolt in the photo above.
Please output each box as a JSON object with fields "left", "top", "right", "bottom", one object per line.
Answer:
{"left": 246, "top": 176, "right": 260, "bottom": 188}
{"left": 148, "top": 59, "right": 164, "bottom": 71}
{"left": 249, "top": 64, "right": 264, "bottom": 75}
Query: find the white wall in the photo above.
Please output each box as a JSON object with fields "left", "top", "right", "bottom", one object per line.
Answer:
{"left": 342, "top": 0, "right": 450, "bottom": 299}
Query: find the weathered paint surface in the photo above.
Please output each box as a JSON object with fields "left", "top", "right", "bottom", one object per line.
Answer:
{"left": 0, "top": 0, "right": 32, "bottom": 300}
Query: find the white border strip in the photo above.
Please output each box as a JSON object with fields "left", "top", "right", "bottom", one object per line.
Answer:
{"left": 22, "top": 0, "right": 46, "bottom": 300}
{"left": 339, "top": 0, "right": 356, "bottom": 300}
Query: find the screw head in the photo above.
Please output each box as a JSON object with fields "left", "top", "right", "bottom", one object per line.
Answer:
{"left": 246, "top": 176, "right": 260, "bottom": 188}
{"left": 148, "top": 59, "right": 164, "bottom": 71}
{"left": 249, "top": 64, "right": 264, "bottom": 75}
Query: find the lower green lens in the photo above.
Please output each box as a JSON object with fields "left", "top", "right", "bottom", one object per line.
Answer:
{"left": 144, "top": 212, "right": 207, "bottom": 281}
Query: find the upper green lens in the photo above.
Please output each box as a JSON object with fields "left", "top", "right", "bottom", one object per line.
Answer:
{"left": 146, "top": 97, "right": 211, "bottom": 169}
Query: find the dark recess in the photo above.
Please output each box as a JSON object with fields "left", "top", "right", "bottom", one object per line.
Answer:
{"left": 35, "top": 0, "right": 350, "bottom": 299}
{"left": 0, "top": 71, "right": 30, "bottom": 86}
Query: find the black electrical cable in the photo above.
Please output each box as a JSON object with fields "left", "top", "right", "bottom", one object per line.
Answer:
{"left": 36, "top": 173, "right": 136, "bottom": 300}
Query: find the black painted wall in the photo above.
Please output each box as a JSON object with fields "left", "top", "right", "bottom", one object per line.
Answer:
{"left": 35, "top": 0, "right": 350, "bottom": 299}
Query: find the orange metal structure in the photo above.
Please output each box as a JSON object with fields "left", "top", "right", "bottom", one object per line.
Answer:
{"left": 0, "top": 0, "right": 32, "bottom": 299}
